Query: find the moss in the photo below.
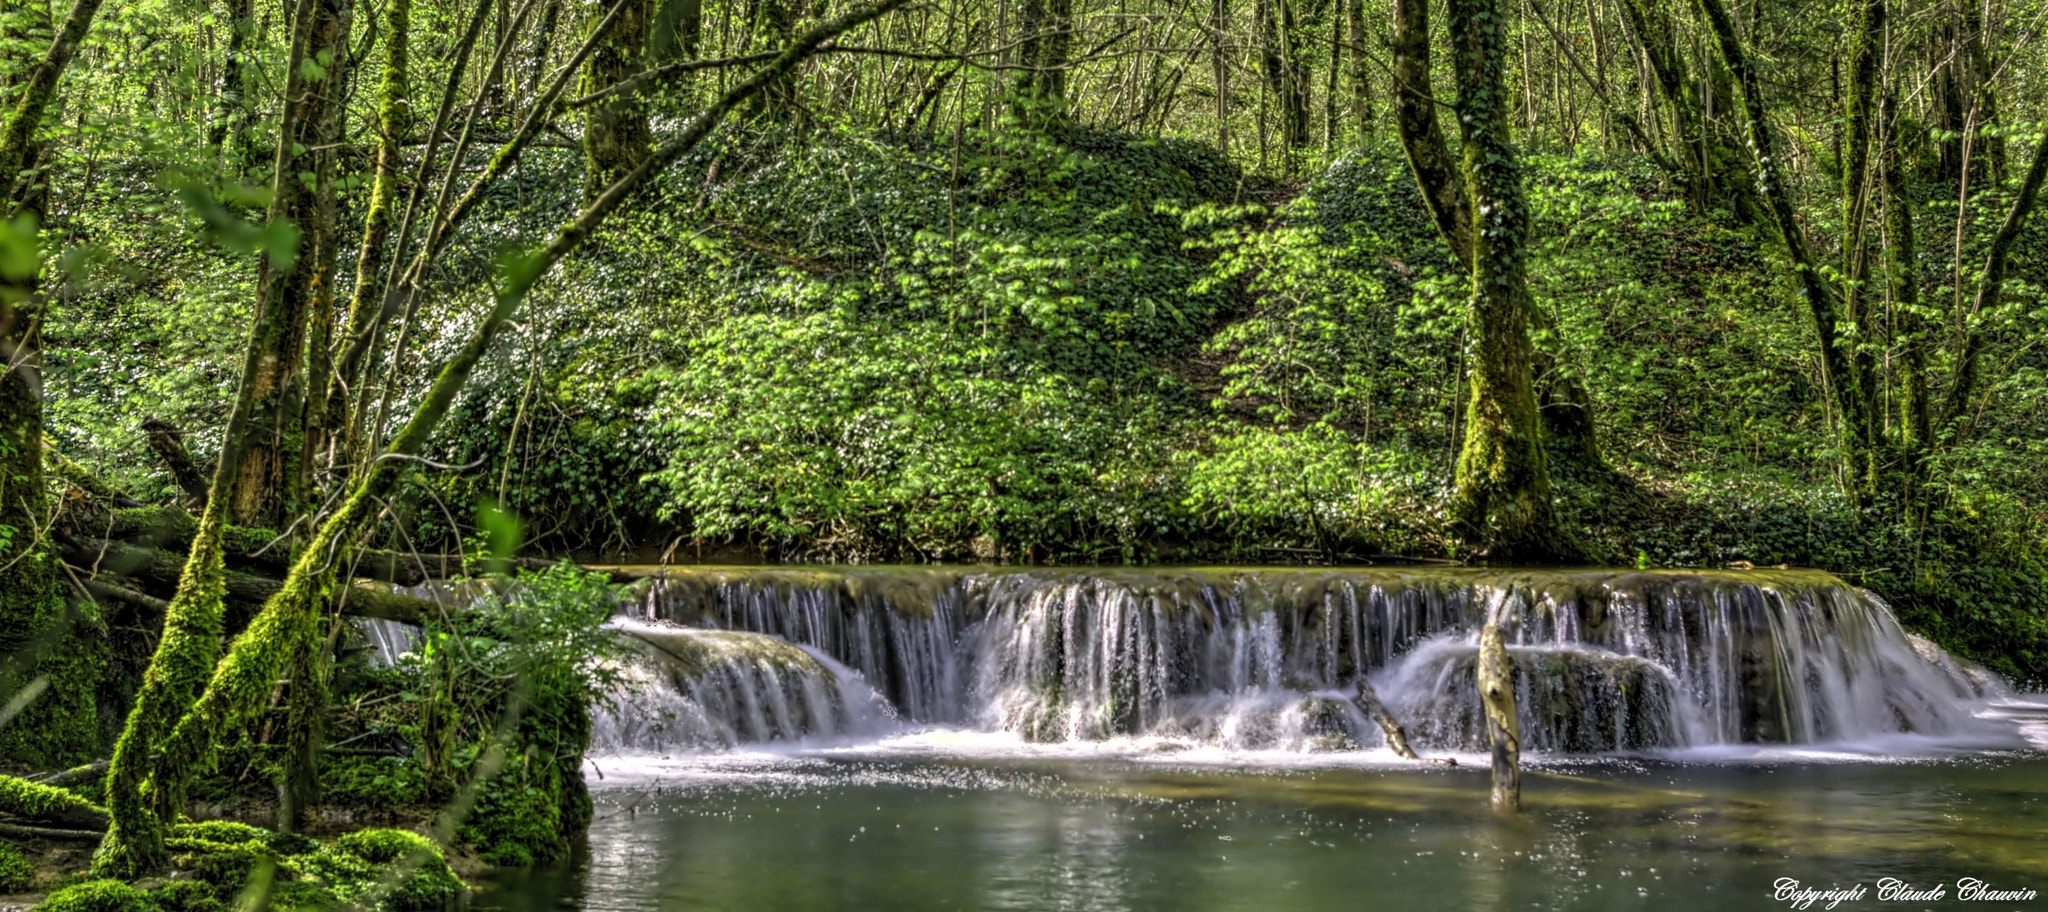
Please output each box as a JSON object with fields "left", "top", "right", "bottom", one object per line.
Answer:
{"left": 165, "top": 821, "right": 267, "bottom": 845}
{"left": 174, "top": 840, "right": 273, "bottom": 898}
{"left": 31, "top": 880, "right": 160, "bottom": 912}
{"left": 302, "top": 829, "right": 464, "bottom": 912}
{"left": 318, "top": 755, "right": 431, "bottom": 807}
{"left": 0, "top": 841, "right": 34, "bottom": 893}
{"left": 0, "top": 774, "right": 107, "bottom": 826}
{"left": 147, "top": 880, "right": 223, "bottom": 912}
{"left": 95, "top": 502, "right": 233, "bottom": 879}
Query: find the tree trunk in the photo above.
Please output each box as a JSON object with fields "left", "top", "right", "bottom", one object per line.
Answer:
{"left": 324, "top": 0, "right": 410, "bottom": 474}
{"left": 1478, "top": 621, "right": 1519, "bottom": 811}
{"left": 1445, "top": 0, "right": 1568, "bottom": 560}
{"left": 0, "top": 0, "right": 107, "bottom": 772}
{"left": 1880, "top": 93, "right": 1927, "bottom": 467}
{"left": 1345, "top": 0, "right": 1369, "bottom": 130}
{"left": 1838, "top": 0, "right": 1881, "bottom": 459}
{"left": 229, "top": 0, "right": 352, "bottom": 531}
{"left": 1255, "top": 0, "right": 1309, "bottom": 168}
{"left": 1391, "top": 0, "right": 1472, "bottom": 254}
{"left": 585, "top": 0, "right": 654, "bottom": 194}
{"left": 1012, "top": 0, "right": 1074, "bottom": 125}
{"left": 208, "top": 0, "right": 257, "bottom": 168}
{"left": 95, "top": 0, "right": 344, "bottom": 877}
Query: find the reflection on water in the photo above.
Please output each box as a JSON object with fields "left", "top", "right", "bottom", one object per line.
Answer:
{"left": 474, "top": 742, "right": 2048, "bottom": 912}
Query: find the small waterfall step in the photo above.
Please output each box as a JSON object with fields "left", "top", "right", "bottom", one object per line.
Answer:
{"left": 593, "top": 621, "right": 898, "bottom": 753}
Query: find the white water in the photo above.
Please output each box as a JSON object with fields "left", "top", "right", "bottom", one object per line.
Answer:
{"left": 591, "top": 621, "right": 899, "bottom": 753}
{"left": 588, "top": 567, "right": 2032, "bottom": 759}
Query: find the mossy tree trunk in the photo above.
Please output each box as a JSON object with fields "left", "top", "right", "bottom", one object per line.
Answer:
{"left": 1442, "top": 0, "right": 1569, "bottom": 560}
{"left": 585, "top": 0, "right": 654, "bottom": 193}
{"left": 1879, "top": 91, "right": 1928, "bottom": 490}
{"left": 1012, "top": 0, "right": 1074, "bottom": 125}
{"left": 1614, "top": 0, "right": 1752, "bottom": 220}
{"left": 1390, "top": 0, "right": 1601, "bottom": 486}
{"left": 229, "top": 0, "right": 352, "bottom": 531}
{"left": 0, "top": 0, "right": 108, "bottom": 771}
{"left": 96, "top": 0, "right": 341, "bottom": 877}
{"left": 323, "top": 0, "right": 410, "bottom": 472}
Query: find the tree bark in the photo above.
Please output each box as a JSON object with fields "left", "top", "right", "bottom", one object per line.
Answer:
{"left": 584, "top": 0, "right": 654, "bottom": 195}
{"left": 1444, "top": 0, "right": 1568, "bottom": 559}
{"left": 229, "top": 0, "right": 353, "bottom": 531}
{"left": 1478, "top": 621, "right": 1518, "bottom": 811}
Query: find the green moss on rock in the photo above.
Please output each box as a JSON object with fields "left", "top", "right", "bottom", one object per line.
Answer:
{"left": 147, "top": 880, "right": 223, "bottom": 912}
{"left": 0, "top": 841, "right": 34, "bottom": 893}
{"left": 302, "top": 829, "right": 465, "bottom": 912}
{"left": 32, "top": 880, "right": 160, "bottom": 912}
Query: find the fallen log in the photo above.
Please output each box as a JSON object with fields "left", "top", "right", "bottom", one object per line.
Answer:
{"left": 0, "top": 773, "right": 110, "bottom": 829}
{"left": 60, "top": 537, "right": 450, "bottom": 625}
{"left": 0, "top": 822, "right": 106, "bottom": 841}
{"left": 84, "top": 506, "right": 634, "bottom": 584}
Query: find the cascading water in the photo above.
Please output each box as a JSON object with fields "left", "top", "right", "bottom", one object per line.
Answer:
{"left": 612, "top": 566, "right": 2018, "bottom": 755}
{"left": 592, "top": 621, "right": 898, "bottom": 753}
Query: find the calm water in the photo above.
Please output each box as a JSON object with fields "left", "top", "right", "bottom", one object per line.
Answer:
{"left": 474, "top": 734, "right": 2048, "bottom": 912}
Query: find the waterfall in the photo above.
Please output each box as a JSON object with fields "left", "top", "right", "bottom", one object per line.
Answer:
{"left": 615, "top": 566, "right": 2015, "bottom": 754}
{"left": 591, "top": 621, "right": 899, "bottom": 753}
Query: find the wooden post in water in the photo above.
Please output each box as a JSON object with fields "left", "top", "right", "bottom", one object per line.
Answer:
{"left": 1352, "top": 677, "right": 1420, "bottom": 760}
{"left": 1478, "top": 621, "right": 1520, "bottom": 811}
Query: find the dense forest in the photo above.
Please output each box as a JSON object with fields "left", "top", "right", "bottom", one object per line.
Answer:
{"left": 0, "top": 0, "right": 2045, "bottom": 899}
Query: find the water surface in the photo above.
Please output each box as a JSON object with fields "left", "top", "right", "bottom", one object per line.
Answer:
{"left": 476, "top": 735, "right": 2048, "bottom": 912}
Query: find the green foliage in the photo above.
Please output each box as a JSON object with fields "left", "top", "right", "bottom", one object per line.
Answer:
{"left": 32, "top": 880, "right": 158, "bottom": 912}
{"left": 0, "top": 841, "right": 32, "bottom": 893}
{"left": 408, "top": 566, "right": 618, "bottom": 865}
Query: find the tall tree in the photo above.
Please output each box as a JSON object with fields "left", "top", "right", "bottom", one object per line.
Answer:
{"left": 1694, "top": 0, "right": 1869, "bottom": 490}
{"left": 1442, "top": 0, "right": 1566, "bottom": 558}
{"left": 585, "top": 0, "right": 654, "bottom": 192}
{"left": 0, "top": 0, "right": 109, "bottom": 769}
{"left": 228, "top": 0, "right": 354, "bottom": 530}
